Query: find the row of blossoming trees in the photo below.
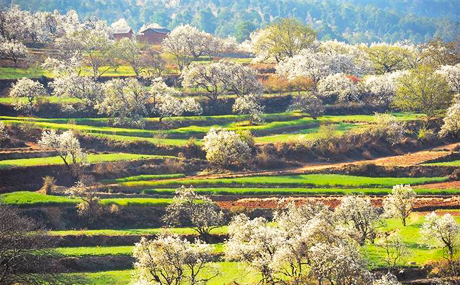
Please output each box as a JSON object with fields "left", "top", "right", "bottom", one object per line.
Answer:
{"left": 2, "top": 7, "right": 460, "bottom": 133}
{"left": 130, "top": 185, "right": 460, "bottom": 285}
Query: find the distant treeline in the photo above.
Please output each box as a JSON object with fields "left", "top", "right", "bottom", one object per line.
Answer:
{"left": 1, "top": 0, "right": 459, "bottom": 43}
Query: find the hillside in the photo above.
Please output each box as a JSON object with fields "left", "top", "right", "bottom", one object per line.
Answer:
{"left": 2, "top": 0, "right": 459, "bottom": 43}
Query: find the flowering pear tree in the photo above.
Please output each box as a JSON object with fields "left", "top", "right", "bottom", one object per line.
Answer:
{"left": 422, "top": 212, "right": 459, "bottom": 260}
{"left": 132, "top": 234, "right": 218, "bottom": 285}
{"left": 50, "top": 73, "right": 102, "bottom": 105}
{"left": 163, "top": 186, "right": 225, "bottom": 241}
{"left": 0, "top": 121, "right": 9, "bottom": 143}
{"left": 437, "top": 64, "right": 460, "bottom": 93}
{"left": 163, "top": 24, "right": 221, "bottom": 71}
{"left": 114, "top": 38, "right": 144, "bottom": 76}
{"left": 317, "top": 73, "right": 360, "bottom": 102}
{"left": 440, "top": 100, "right": 460, "bottom": 137}
{"left": 0, "top": 39, "right": 28, "bottom": 67}
{"left": 202, "top": 128, "right": 252, "bottom": 168}
{"left": 225, "top": 214, "right": 286, "bottom": 284}
{"left": 38, "top": 130, "right": 87, "bottom": 173}
{"left": 288, "top": 94, "right": 325, "bottom": 119}
{"left": 96, "top": 78, "right": 149, "bottom": 126}
{"left": 232, "top": 94, "right": 265, "bottom": 124}
{"left": 335, "top": 195, "right": 379, "bottom": 245}
{"left": 383, "top": 185, "right": 416, "bottom": 226}
{"left": 9, "top": 78, "right": 47, "bottom": 113}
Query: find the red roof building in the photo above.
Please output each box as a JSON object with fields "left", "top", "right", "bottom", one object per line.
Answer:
{"left": 136, "top": 28, "right": 170, "bottom": 45}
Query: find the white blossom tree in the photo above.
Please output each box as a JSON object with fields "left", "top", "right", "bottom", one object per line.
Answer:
{"left": 162, "top": 24, "right": 222, "bottom": 71}
{"left": 362, "top": 71, "right": 408, "bottom": 105}
{"left": 440, "top": 100, "right": 460, "bottom": 137}
{"left": 110, "top": 18, "right": 130, "bottom": 30}
{"left": 114, "top": 38, "right": 144, "bottom": 76}
{"left": 182, "top": 60, "right": 262, "bottom": 103}
{"left": 232, "top": 94, "right": 265, "bottom": 124}
{"left": 38, "top": 130, "right": 87, "bottom": 173}
{"left": 422, "top": 212, "right": 460, "bottom": 260}
{"left": 96, "top": 78, "right": 149, "bottom": 127}
{"left": 225, "top": 214, "right": 286, "bottom": 284}
{"left": 383, "top": 185, "right": 416, "bottom": 226}
{"left": 317, "top": 73, "right": 360, "bottom": 102}
{"left": 0, "top": 39, "right": 28, "bottom": 67}
{"left": 202, "top": 128, "right": 252, "bottom": 168}
{"left": 163, "top": 186, "right": 225, "bottom": 241}
{"left": 50, "top": 73, "right": 102, "bottom": 105}
{"left": 335, "top": 195, "right": 379, "bottom": 245}
{"left": 437, "top": 64, "right": 460, "bottom": 93}
{"left": 371, "top": 113, "right": 406, "bottom": 145}
{"left": 9, "top": 78, "right": 47, "bottom": 113}
{"left": 378, "top": 233, "right": 408, "bottom": 270}
{"left": 149, "top": 78, "right": 202, "bottom": 121}
{"left": 288, "top": 94, "right": 325, "bottom": 119}
{"left": 133, "top": 234, "right": 218, "bottom": 285}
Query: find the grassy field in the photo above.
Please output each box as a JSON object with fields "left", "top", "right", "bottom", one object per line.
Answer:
{"left": 55, "top": 214, "right": 460, "bottom": 284}
{"left": 0, "top": 153, "right": 172, "bottom": 169}
{"left": 0, "top": 112, "right": 422, "bottom": 146}
{"left": 50, "top": 226, "right": 228, "bottom": 236}
{"left": 0, "top": 192, "right": 173, "bottom": 208}
{"left": 101, "top": 173, "right": 186, "bottom": 184}
{"left": 423, "top": 160, "right": 460, "bottom": 166}
{"left": 141, "top": 187, "right": 460, "bottom": 196}
{"left": 121, "top": 174, "right": 447, "bottom": 189}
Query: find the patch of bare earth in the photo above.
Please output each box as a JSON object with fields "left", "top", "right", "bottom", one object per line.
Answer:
{"left": 217, "top": 196, "right": 460, "bottom": 210}
{"left": 414, "top": 181, "right": 460, "bottom": 190}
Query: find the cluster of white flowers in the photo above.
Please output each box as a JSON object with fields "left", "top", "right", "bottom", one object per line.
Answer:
{"left": 38, "top": 130, "right": 87, "bottom": 167}
{"left": 288, "top": 94, "right": 325, "bottom": 119}
{"left": 371, "top": 113, "right": 406, "bottom": 144}
{"left": 362, "top": 70, "right": 409, "bottom": 104}
{"left": 182, "top": 60, "right": 263, "bottom": 101}
{"left": 202, "top": 128, "right": 252, "bottom": 168}
{"left": 440, "top": 99, "right": 460, "bottom": 137}
{"left": 232, "top": 94, "right": 265, "bottom": 124}
{"left": 383, "top": 185, "right": 416, "bottom": 226}
{"left": 9, "top": 78, "right": 47, "bottom": 112}
{"left": 422, "top": 212, "right": 459, "bottom": 259}
{"left": 133, "top": 234, "right": 217, "bottom": 285}
{"left": 163, "top": 24, "right": 233, "bottom": 71}
{"left": 317, "top": 73, "right": 360, "bottom": 102}
{"left": 226, "top": 200, "right": 393, "bottom": 285}
{"left": 50, "top": 74, "right": 102, "bottom": 104}
{"left": 0, "top": 39, "right": 28, "bottom": 66}
{"left": 96, "top": 78, "right": 149, "bottom": 127}
{"left": 436, "top": 64, "right": 460, "bottom": 93}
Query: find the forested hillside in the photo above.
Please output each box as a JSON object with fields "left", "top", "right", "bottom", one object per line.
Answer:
{"left": 1, "top": 0, "right": 459, "bottom": 43}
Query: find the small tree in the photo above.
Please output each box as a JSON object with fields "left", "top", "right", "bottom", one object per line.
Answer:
{"left": 335, "top": 195, "right": 379, "bottom": 245}
{"left": 0, "top": 204, "right": 63, "bottom": 285}
{"left": 96, "top": 78, "right": 149, "bottom": 126}
{"left": 38, "top": 130, "right": 86, "bottom": 172}
{"left": 383, "top": 185, "right": 416, "bottom": 226}
{"left": 113, "top": 38, "right": 144, "bottom": 76}
{"left": 202, "top": 127, "right": 252, "bottom": 168}
{"left": 65, "top": 176, "right": 102, "bottom": 221}
{"left": 0, "top": 39, "right": 28, "bottom": 67}
{"left": 250, "top": 18, "right": 317, "bottom": 63}
{"left": 232, "top": 94, "right": 265, "bottom": 124}
{"left": 422, "top": 212, "right": 459, "bottom": 261}
{"left": 440, "top": 100, "right": 460, "bottom": 137}
{"left": 50, "top": 74, "right": 102, "bottom": 105}
{"left": 317, "top": 73, "right": 360, "bottom": 102}
{"left": 163, "top": 186, "right": 225, "bottom": 241}
{"left": 9, "top": 78, "right": 47, "bottom": 114}
{"left": 132, "top": 234, "right": 218, "bottom": 285}
{"left": 288, "top": 94, "right": 325, "bottom": 119}
{"left": 371, "top": 113, "right": 406, "bottom": 145}
{"left": 394, "top": 65, "right": 453, "bottom": 121}
{"left": 378, "top": 233, "right": 408, "bottom": 270}
{"left": 225, "top": 214, "right": 286, "bottom": 284}
{"left": 0, "top": 121, "right": 9, "bottom": 143}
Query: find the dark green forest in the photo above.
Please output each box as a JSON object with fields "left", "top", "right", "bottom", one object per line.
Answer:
{"left": 1, "top": 0, "right": 459, "bottom": 43}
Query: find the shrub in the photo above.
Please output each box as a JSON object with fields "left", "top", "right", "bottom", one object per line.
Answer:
{"left": 202, "top": 128, "right": 252, "bottom": 168}
{"left": 370, "top": 113, "right": 406, "bottom": 145}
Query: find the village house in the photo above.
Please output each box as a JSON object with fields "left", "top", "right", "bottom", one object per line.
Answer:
{"left": 136, "top": 27, "right": 170, "bottom": 45}
{"left": 111, "top": 27, "right": 134, "bottom": 40}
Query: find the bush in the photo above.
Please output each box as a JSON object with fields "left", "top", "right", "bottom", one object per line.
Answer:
{"left": 370, "top": 113, "right": 406, "bottom": 145}
{"left": 202, "top": 128, "right": 252, "bottom": 169}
